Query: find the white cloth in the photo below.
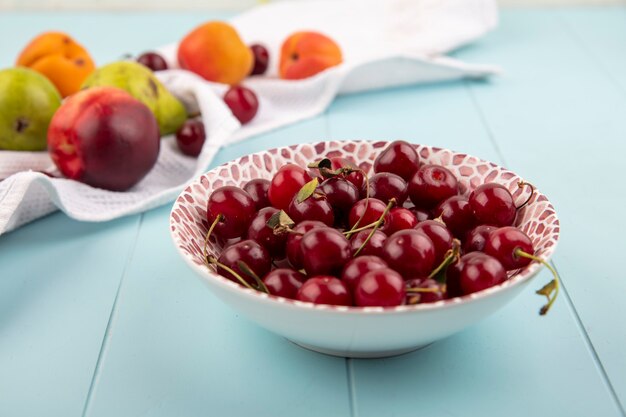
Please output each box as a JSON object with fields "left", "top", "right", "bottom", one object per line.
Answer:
{"left": 0, "top": 0, "right": 498, "bottom": 235}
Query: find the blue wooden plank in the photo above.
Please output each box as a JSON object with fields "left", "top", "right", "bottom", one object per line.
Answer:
{"left": 454, "top": 8, "right": 626, "bottom": 411}
{"left": 328, "top": 10, "right": 624, "bottom": 417}
{"left": 0, "top": 212, "right": 141, "bottom": 417}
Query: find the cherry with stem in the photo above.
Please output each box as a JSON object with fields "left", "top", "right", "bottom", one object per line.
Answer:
{"left": 353, "top": 198, "right": 396, "bottom": 256}
{"left": 515, "top": 249, "right": 560, "bottom": 315}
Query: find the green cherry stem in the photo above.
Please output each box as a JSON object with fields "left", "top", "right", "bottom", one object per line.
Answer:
{"left": 353, "top": 198, "right": 396, "bottom": 257}
{"left": 406, "top": 286, "right": 446, "bottom": 294}
{"left": 343, "top": 220, "right": 380, "bottom": 235}
{"left": 203, "top": 213, "right": 224, "bottom": 267}
{"left": 207, "top": 256, "right": 256, "bottom": 291}
{"left": 515, "top": 181, "right": 535, "bottom": 211}
{"left": 237, "top": 260, "right": 269, "bottom": 293}
{"left": 515, "top": 249, "right": 560, "bottom": 315}
{"left": 427, "top": 239, "right": 461, "bottom": 280}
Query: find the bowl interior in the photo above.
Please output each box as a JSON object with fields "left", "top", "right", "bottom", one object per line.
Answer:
{"left": 170, "top": 140, "right": 560, "bottom": 310}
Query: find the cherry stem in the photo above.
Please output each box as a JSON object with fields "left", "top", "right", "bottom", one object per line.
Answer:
{"left": 207, "top": 256, "right": 256, "bottom": 291}
{"left": 427, "top": 239, "right": 461, "bottom": 280}
{"left": 345, "top": 169, "right": 370, "bottom": 238}
{"left": 353, "top": 198, "right": 396, "bottom": 257}
{"left": 515, "top": 181, "right": 535, "bottom": 211}
{"left": 515, "top": 249, "right": 560, "bottom": 315}
{"left": 406, "top": 286, "right": 445, "bottom": 294}
{"left": 203, "top": 214, "right": 224, "bottom": 267}
{"left": 343, "top": 220, "right": 379, "bottom": 235}
{"left": 237, "top": 261, "right": 269, "bottom": 293}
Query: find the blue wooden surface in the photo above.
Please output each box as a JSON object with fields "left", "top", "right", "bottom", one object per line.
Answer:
{"left": 1, "top": 8, "right": 625, "bottom": 417}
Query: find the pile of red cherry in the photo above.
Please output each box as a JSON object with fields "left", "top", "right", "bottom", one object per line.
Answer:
{"left": 202, "top": 141, "right": 559, "bottom": 315}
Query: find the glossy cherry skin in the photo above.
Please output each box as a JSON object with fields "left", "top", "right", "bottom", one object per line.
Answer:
{"left": 414, "top": 220, "right": 453, "bottom": 265}
{"left": 268, "top": 164, "right": 312, "bottom": 210}
{"left": 329, "top": 156, "right": 364, "bottom": 189}
{"left": 373, "top": 140, "right": 420, "bottom": 181}
{"left": 367, "top": 172, "right": 408, "bottom": 204}
{"left": 434, "top": 196, "right": 476, "bottom": 239}
{"left": 355, "top": 268, "right": 406, "bottom": 307}
{"left": 137, "top": 52, "right": 168, "bottom": 71}
{"left": 247, "top": 207, "right": 287, "bottom": 259}
{"left": 463, "top": 225, "right": 497, "bottom": 254}
{"left": 381, "top": 207, "right": 418, "bottom": 235}
{"left": 296, "top": 276, "right": 352, "bottom": 306}
{"left": 409, "top": 164, "right": 459, "bottom": 209}
{"left": 450, "top": 252, "right": 507, "bottom": 295}
{"left": 285, "top": 220, "right": 327, "bottom": 269}
{"left": 348, "top": 198, "right": 388, "bottom": 229}
{"left": 263, "top": 268, "right": 306, "bottom": 299}
{"left": 249, "top": 44, "right": 269, "bottom": 75}
{"left": 318, "top": 177, "right": 360, "bottom": 224}
{"left": 288, "top": 195, "right": 334, "bottom": 226}
{"left": 484, "top": 226, "right": 534, "bottom": 270}
{"left": 382, "top": 229, "right": 436, "bottom": 278}
{"left": 243, "top": 179, "right": 271, "bottom": 210}
{"left": 405, "top": 278, "right": 446, "bottom": 304}
{"left": 207, "top": 186, "right": 256, "bottom": 239}
{"left": 300, "top": 228, "right": 351, "bottom": 276}
{"left": 340, "top": 255, "right": 388, "bottom": 291}
{"left": 217, "top": 239, "right": 272, "bottom": 286}
{"left": 409, "top": 207, "right": 430, "bottom": 222}
{"left": 469, "top": 183, "right": 516, "bottom": 227}
{"left": 349, "top": 229, "right": 388, "bottom": 258}
{"left": 175, "top": 119, "right": 205, "bottom": 157}
{"left": 223, "top": 85, "right": 259, "bottom": 124}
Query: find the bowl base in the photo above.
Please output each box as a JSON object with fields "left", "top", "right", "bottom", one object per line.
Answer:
{"left": 289, "top": 340, "right": 433, "bottom": 358}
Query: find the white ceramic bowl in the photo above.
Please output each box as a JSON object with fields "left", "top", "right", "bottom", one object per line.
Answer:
{"left": 170, "top": 140, "right": 560, "bottom": 358}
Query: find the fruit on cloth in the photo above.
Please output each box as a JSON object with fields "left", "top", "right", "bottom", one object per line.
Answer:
{"left": 178, "top": 21, "right": 253, "bottom": 85}
{"left": 223, "top": 85, "right": 259, "bottom": 124}
{"left": 279, "top": 31, "right": 342, "bottom": 80}
{"left": 175, "top": 119, "right": 205, "bottom": 157}
{"left": 16, "top": 31, "right": 95, "bottom": 97}
{"left": 0, "top": 68, "right": 61, "bottom": 151}
{"left": 82, "top": 61, "right": 187, "bottom": 135}
{"left": 47, "top": 87, "right": 160, "bottom": 191}
{"left": 249, "top": 44, "right": 269, "bottom": 76}
{"left": 137, "top": 52, "right": 168, "bottom": 72}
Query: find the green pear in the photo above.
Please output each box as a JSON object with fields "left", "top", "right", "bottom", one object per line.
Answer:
{"left": 0, "top": 67, "right": 62, "bottom": 151}
{"left": 81, "top": 61, "right": 187, "bottom": 136}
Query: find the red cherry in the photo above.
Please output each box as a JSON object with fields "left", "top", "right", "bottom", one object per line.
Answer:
{"left": 300, "top": 228, "right": 351, "bottom": 276}
{"left": 449, "top": 252, "right": 507, "bottom": 295}
{"left": 340, "top": 255, "right": 388, "bottom": 291}
{"left": 137, "top": 52, "right": 168, "bottom": 71}
{"left": 349, "top": 229, "right": 388, "bottom": 258}
{"left": 469, "top": 183, "right": 516, "bottom": 227}
{"left": 268, "top": 164, "right": 312, "bottom": 210}
{"left": 223, "top": 85, "right": 259, "bottom": 124}
{"left": 354, "top": 268, "right": 405, "bottom": 307}
{"left": 297, "top": 276, "right": 352, "bottom": 306}
{"left": 382, "top": 229, "right": 436, "bottom": 278}
{"left": 329, "top": 157, "right": 364, "bottom": 189}
{"left": 318, "top": 177, "right": 359, "bottom": 224}
{"left": 247, "top": 207, "right": 287, "bottom": 259}
{"left": 175, "top": 119, "right": 205, "bottom": 157}
{"left": 409, "top": 164, "right": 459, "bottom": 209}
{"left": 243, "top": 179, "right": 271, "bottom": 211}
{"left": 348, "top": 198, "right": 387, "bottom": 229}
{"left": 405, "top": 278, "right": 446, "bottom": 304}
{"left": 381, "top": 207, "right": 417, "bottom": 235}
{"left": 287, "top": 195, "right": 334, "bottom": 226}
{"left": 463, "top": 225, "right": 497, "bottom": 254}
{"left": 484, "top": 226, "right": 534, "bottom": 270}
{"left": 373, "top": 140, "right": 420, "bottom": 181}
{"left": 249, "top": 44, "right": 269, "bottom": 75}
{"left": 414, "top": 220, "right": 453, "bottom": 264}
{"left": 217, "top": 239, "right": 271, "bottom": 286}
{"left": 408, "top": 207, "right": 430, "bottom": 222}
{"left": 434, "top": 196, "right": 476, "bottom": 239}
{"left": 367, "top": 172, "right": 408, "bottom": 204}
{"left": 263, "top": 268, "right": 306, "bottom": 299}
{"left": 207, "top": 186, "right": 256, "bottom": 239}
{"left": 286, "top": 220, "right": 327, "bottom": 269}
